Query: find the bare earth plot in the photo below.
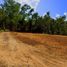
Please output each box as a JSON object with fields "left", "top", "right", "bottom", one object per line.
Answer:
{"left": 0, "top": 32, "right": 67, "bottom": 67}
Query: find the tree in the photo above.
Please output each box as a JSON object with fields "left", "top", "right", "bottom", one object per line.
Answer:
{"left": 2, "top": 0, "right": 21, "bottom": 31}
{"left": 42, "top": 12, "right": 52, "bottom": 33}
{"left": 0, "top": 7, "right": 7, "bottom": 30}
{"left": 18, "top": 4, "right": 34, "bottom": 32}
{"left": 0, "top": 0, "right": 67, "bottom": 35}
{"left": 55, "top": 15, "right": 66, "bottom": 35}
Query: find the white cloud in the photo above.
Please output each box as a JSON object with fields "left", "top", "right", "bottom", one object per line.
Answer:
{"left": 64, "top": 12, "right": 67, "bottom": 15}
{"left": 56, "top": 14, "right": 60, "bottom": 18}
{"left": 64, "top": 12, "right": 67, "bottom": 21}
{"left": 43, "top": 12, "right": 46, "bottom": 16}
{"left": 64, "top": 12, "right": 67, "bottom": 17}
{"left": 14, "top": 0, "right": 40, "bottom": 11}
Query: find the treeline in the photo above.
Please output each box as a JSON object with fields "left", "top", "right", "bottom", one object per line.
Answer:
{"left": 0, "top": 0, "right": 67, "bottom": 35}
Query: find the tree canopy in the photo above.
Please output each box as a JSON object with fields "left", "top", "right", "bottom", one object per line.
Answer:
{"left": 0, "top": 0, "right": 67, "bottom": 35}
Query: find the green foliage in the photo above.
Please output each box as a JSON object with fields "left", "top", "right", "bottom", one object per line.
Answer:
{"left": 0, "top": 0, "right": 67, "bottom": 35}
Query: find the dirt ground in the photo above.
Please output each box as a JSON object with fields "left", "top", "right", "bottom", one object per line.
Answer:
{"left": 0, "top": 32, "right": 67, "bottom": 67}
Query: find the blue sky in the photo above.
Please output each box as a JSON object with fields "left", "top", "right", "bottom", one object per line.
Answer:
{"left": 0, "top": 0, "right": 67, "bottom": 17}
{"left": 0, "top": 0, "right": 3, "bottom": 4}
{"left": 36, "top": 0, "right": 67, "bottom": 17}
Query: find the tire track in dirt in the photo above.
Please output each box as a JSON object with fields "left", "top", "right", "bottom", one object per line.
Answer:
{"left": 0, "top": 32, "right": 32, "bottom": 66}
{"left": 0, "top": 32, "right": 67, "bottom": 67}
{"left": 10, "top": 32, "right": 48, "bottom": 67}
{"left": 11, "top": 32, "right": 67, "bottom": 67}
{"left": 0, "top": 32, "right": 10, "bottom": 51}
{"left": 0, "top": 32, "right": 47, "bottom": 67}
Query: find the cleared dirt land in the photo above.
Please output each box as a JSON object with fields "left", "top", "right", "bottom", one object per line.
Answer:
{"left": 0, "top": 32, "right": 67, "bottom": 67}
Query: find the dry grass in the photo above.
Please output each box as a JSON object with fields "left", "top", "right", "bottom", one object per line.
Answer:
{"left": 0, "top": 60, "right": 7, "bottom": 67}
{"left": 0, "top": 32, "right": 67, "bottom": 67}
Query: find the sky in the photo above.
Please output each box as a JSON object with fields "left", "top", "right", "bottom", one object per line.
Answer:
{"left": 37, "top": 0, "right": 67, "bottom": 17}
{"left": 0, "top": 0, "right": 67, "bottom": 18}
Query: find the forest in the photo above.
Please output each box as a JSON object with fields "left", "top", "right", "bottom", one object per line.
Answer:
{"left": 0, "top": 0, "right": 67, "bottom": 35}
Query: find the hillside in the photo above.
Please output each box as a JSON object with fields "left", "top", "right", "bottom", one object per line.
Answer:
{"left": 0, "top": 32, "right": 67, "bottom": 67}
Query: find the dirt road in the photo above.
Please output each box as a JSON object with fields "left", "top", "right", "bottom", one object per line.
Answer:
{"left": 0, "top": 32, "right": 67, "bottom": 67}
